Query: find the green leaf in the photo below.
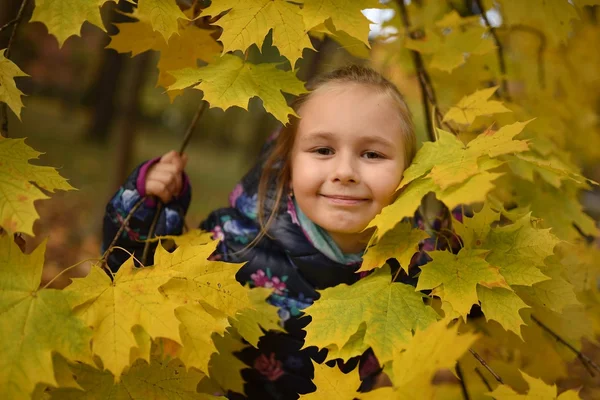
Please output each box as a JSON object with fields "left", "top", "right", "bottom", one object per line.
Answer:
{"left": 168, "top": 54, "right": 307, "bottom": 124}
{"left": 416, "top": 248, "right": 510, "bottom": 319}
{"left": 303, "top": 265, "right": 439, "bottom": 363}
{"left": 0, "top": 50, "right": 28, "bottom": 119}
{"left": 0, "top": 137, "right": 75, "bottom": 235}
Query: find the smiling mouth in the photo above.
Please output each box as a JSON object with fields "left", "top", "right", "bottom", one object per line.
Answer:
{"left": 320, "top": 194, "right": 369, "bottom": 205}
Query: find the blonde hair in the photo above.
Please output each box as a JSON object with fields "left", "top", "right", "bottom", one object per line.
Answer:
{"left": 254, "top": 64, "right": 416, "bottom": 246}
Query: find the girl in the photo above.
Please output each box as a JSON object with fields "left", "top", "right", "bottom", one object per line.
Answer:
{"left": 102, "top": 65, "right": 459, "bottom": 399}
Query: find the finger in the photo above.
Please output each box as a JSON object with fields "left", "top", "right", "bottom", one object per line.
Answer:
{"left": 181, "top": 153, "right": 189, "bottom": 169}
{"left": 148, "top": 169, "right": 176, "bottom": 186}
{"left": 146, "top": 180, "right": 172, "bottom": 203}
{"left": 155, "top": 162, "right": 182, "bottom": 175}
{"left": 160, "top": 150, "right": 179, "bottom": 164}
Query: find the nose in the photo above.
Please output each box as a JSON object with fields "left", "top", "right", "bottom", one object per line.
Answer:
{"left": 331, "top": 152, "right": 359, "bottom": 184}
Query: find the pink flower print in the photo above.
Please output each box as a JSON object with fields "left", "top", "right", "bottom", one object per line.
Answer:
{"left": 254, "top": 353, "right": 284, "bottom": 381}
{"left": 269, "top": 276, "right": 287, "bottom": 294}
{"left": 229, "top": 184, "right": 244, "bottom": 207}
{"left": 250, "top": 270, "right": 287, "bottom": 294}
{"left": 251, "top": 269, "right": 270, "bottom": 287}
{"left": 211, "top": 225, "right": 225, "bottom": 241}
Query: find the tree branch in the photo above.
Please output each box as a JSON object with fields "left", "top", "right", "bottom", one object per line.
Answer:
{"left": 469, "top": 348, "right": 504, "bottom": 384}
{"left": 474, "top": 0, "right": 510, "bottom": 101}
{"left": 456, "top": 362, "right": 471, "bottom": 400}
{"left": 1, "top": 0, "right": 31, "bottom": 138}
{"left": 395, "top": 0, "right": 455, "bottom": 141}
{"left": 531, "top": 314, "right": 600, "bottom": 376}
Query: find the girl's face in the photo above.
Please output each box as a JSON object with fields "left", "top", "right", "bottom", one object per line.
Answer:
{"left": 290, "top": 83, "right": 408, "bottom": 253}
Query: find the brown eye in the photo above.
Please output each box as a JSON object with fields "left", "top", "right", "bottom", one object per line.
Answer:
{"left": 363, "top": 151, "right": 383, "bottom": 159}
{"left": 315, "top": 147, "right": 334, "bottom": 155}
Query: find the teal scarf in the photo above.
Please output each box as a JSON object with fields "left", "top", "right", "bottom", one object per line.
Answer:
{"left": 293, "top": 198, "right": 364, "bottom": 265}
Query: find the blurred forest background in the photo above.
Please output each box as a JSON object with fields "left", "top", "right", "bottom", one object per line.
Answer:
{"left": 1, "top": 0, "right": 599, "bottom": 290}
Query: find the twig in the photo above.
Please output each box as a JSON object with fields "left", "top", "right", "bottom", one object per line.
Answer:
{"left": 100, "top": 197, "right": 146, "bottom": 267}
{"left": 142, "top": 202, "right": 163, "bottom": 265}
{"left": 1, "top": 0, "right": 31, "bottom": 138}
{"left": 103, "top": 100, "right": 208, "bottom": 268}
{"left": 531, "top": 314, "right": 600, "bottom": 376}
{"left": 179, "top": 100, "right": 207, "bottom": 153}
{"left": 395, "top": 0, "right": 456, "bottom": 140}
{"left": 474, "top": 367, "right": 493, "bottom": 392}
{"left": 474, "top": 0, "right": 510, "bottom": 101}
{"left": 469, "top": 348, "right": 504, "bottom": 384}
{"left": 456, "top": 362, "right": 471, "bottom": 400}
{"left": 0, "top": 18, "right": 18, "bottom": 34}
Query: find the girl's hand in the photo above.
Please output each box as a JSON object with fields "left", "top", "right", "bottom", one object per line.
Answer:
{"left": 145, "top": 150, "right": 188, "bottom": 203}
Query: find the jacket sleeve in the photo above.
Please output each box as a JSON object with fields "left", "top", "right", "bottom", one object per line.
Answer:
{"left": 101, "top": 158, "right": 192, "bottom": 273}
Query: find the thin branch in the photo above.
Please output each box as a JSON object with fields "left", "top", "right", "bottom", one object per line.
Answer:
{"left": 474, "top": 0, "right": 510, "bottom": 101}
{"left": 179, "top": 100, "right": 208, "bottom": 153}
{"left": 103, "top": 100, "right": 208, "bottom": 269}
{"left": 395, "top": 0, "right": 455, "bottom": 140}
{"left": 469, "top": 348, "right": 504, "bottom": 384}
{"left": 142, "top": 202, "right": 163, "bottom": 265}
{"left": 0, "top": 18, "right": 18, "bottom": 34}
{"left": 531, "top": 314, "right": 600, "bottom": 376}
{"left": 456, "top": 362, "right": 471, "bottom": 400}
{"left": 474, "top": 367, "right": 493, "bottom": 392}
{"left": 1, "top": 0, "right": 31, "bottom": 138}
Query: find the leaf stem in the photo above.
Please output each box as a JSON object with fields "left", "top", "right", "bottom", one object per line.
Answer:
{"left": 142, "top": 202, "right": 163, "bottom": 266}
{"left": 469, "top": 348, "right": 504, "bottom": 384}
{"left": 111, "top": 245, "right": 145, "bottom": 268}
{"left": 0, "top": 0, "right": 30, "bottom": 138}
{"left": 41, "top": 257, "right": 102, "bottom": 290}
{"left": 474, "top": 0, "right": 510, "bottom": 101}
{"left": 531, "top": 314, "right": 600, "bottom": 376}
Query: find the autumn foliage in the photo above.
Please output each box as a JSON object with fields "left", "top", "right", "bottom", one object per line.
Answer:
{"left": 1, "top": 0, "right": 600, "bottom": 399}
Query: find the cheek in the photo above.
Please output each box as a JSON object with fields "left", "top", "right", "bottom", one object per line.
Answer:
{"left": 368, "top": 165, "right": 404, "bottom": 205}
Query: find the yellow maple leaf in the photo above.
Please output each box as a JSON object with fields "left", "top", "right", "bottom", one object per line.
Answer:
{"left": 303, "top": 265, "right": 439, "bottom": 363}
{"left": 168, "top": 54, "right": 307, "bottom": 124}
{"left": 453, "top": 201, "right": 501, "bottom": 248}
{"left": 0, "top": 50, "right": 28, "bottom": 119}
{"left": 359, "top": 221, "right": 429, "bottom": 273}
{"left": 405, "top": 12, "right": 496, "bottom": 73}
{"left": 108, "top": 18, "right": 221, "bottom": 101}
{"left": 444, "top": 86, "right": 512, "bottom": 125}
{"left": 302, "top": 0, "right": 381, "bottom": 46}
{"left": 477, "top": 286, "right": 529, "bottom": 337}
{"left": 416, "top": 248, "right": 510, "bottom": 319}
{"left": 485, "top": 214, "right": 558, "bottom": 286}
{"left": 49, "top": 356, "right": 223, "bottom": 399}
{"left": 0, "top": 137, "right": 75, "bottom": 235}
{"left": 369, "top": 171, "right": 503, "bottom": 238}
{"left": 31, "top": 0, "right": 115, "bottom": 47}
{"left": 300, "top": 362, "right": 361, "bottom": 399}
{"left": 156, "top": 241, "right": 252, "bottom": 318}
{"left": 137, "top": 0, "right": 189, "bottom": 41}
{"left": 309, "top": 20, "right": 370, "bottom": 59}
{"left": 487, "top": 371, "right": 580, "bottom": 399}
{"left": 230, "top": 287, "right": 284, "bottom": 347}
{"left": 359, "top": 320, "right": 477, "bottom": 400}
{"left": 66, "top": 259, "right": 180, "bottom": 379}
{"left": 174, "top": 302, "right": 230, "bottom": 375}
{"left": 207, "top": 329, "right": 247, "bottom": 395}
{"left": 204, "top": 0, "right": 313, "bottom": 68}
{"left": 0, "top": 236, "right": 92, "bottom": 399}
{"left": 400, "top": 121, "right": 529, "bottom": 190}
{"left": 324, "top": 322, "right": 368, "bottom": 362}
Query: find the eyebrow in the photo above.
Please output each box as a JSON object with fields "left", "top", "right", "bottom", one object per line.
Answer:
{"left": 301, "top": 131, "right": 396, "bottom": 149}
